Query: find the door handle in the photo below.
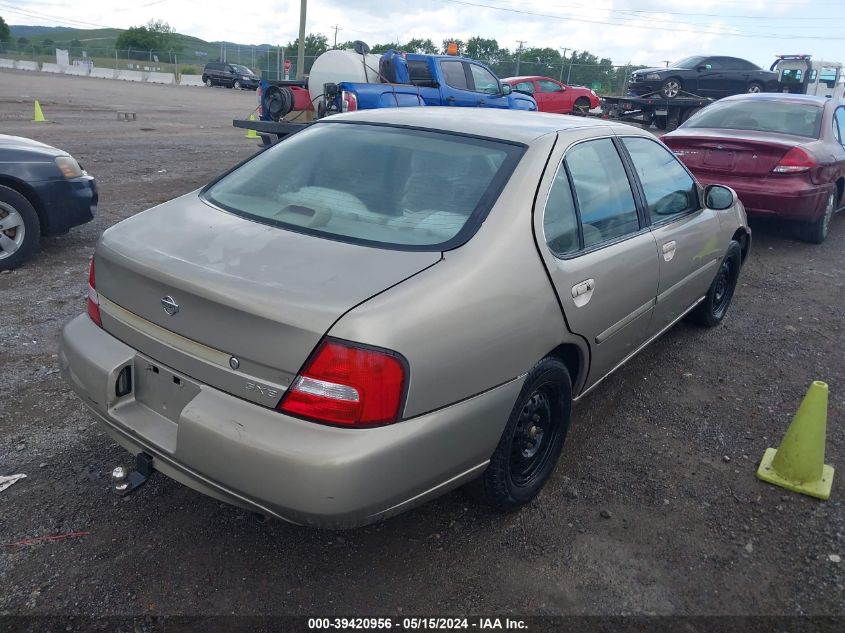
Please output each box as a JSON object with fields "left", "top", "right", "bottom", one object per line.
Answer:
{"left": 571, "top": 278, "right": 595, "bottom": 307}
{"left": 446, "top": 96, "right": 456, "bottom": 103}
{"left": 662, "top": 241, "right": 677, "bottom": 262}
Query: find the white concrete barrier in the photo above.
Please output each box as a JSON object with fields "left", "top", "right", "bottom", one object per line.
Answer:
{"left": 90, "top": 68, "right": 116, "bottom": 80}
{"left": 15, "top": 60, "right": 39, "bottom": 71}
{"left": 116, "top": 69, "right": 144, "bottom": 82}
{"left": 64, "top": 65, "right": 90, "bottom": 77}
{"left": 179, "top": 74, "right": 205, "bottom": 87}
{"left": 145, "top": 72, "right": 175, "bottom": 85}
{"left": 0, "top": 58, "right": 14, "bottom": 69}
{"left": 41, "top": 62, "right": 63, "bottom": 73}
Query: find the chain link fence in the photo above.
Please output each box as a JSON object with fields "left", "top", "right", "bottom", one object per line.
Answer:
{"left": 0, "top": 42, "right": 638, "bottom": 94}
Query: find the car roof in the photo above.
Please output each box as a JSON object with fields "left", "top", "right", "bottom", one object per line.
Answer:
{"left": 319, "top": 108, "right": 636, "bottom": 144}
{"left": 720, "top": 93, "right": 830, "bottom": 106}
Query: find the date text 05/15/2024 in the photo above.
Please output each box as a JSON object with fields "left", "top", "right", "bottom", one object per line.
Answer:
{"left": 307, "top": 617, "right": 529, "bottom": 630}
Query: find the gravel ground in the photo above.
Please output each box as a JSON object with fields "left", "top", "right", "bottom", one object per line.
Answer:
{"left": 0, "top": 70, "right": 844, "bottom": 619}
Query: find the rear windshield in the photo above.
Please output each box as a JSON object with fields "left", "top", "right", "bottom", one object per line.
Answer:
{"left": 682, "top": 100, "right": 823, "bottom": 138}
{"left": 203, "top": 123, "right": 523, "bottom": 250}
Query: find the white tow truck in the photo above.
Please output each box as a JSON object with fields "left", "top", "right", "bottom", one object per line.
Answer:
{"left": 771, "top": 54, "right": 844, "bottom": 100}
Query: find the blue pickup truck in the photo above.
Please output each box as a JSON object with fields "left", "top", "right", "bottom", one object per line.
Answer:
{"left": 320, "top": 50, "right": 537, "bottom": 115}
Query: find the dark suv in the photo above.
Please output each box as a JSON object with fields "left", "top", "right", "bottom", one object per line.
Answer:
{"left": 201, "top": 62, "right": 260, "bottom": 90}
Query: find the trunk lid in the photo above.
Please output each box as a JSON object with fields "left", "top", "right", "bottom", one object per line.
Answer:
{"left": 664, "top": 129, "right": 805, "bottom": 176}
{"left": 95, "top": 193, "right": 440, "bottom": 404}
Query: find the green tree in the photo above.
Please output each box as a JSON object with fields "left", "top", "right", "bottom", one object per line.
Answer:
{"left": 465, "top": 37, "right": 503, "bottom": 63}
{"left": 403, "top": 38, "right": 437, "bottom": 54}
{"left": 370, "top": 41, "right": 401, "bottom": 54}
{"left": 115, "top": 20, "right": 181, "bottom": 56}
{"left": 286, "top": 33, "right": 329, "bottom": 58}
{"left": 0, "top": 15, "right": 10, "bottom": 44}
{"left": 17, "top": 36, "right": 29, "bottom": 47}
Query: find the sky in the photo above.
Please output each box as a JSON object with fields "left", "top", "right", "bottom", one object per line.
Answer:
{"left": 2, "top": 0, "right": 844, "bottom": 67}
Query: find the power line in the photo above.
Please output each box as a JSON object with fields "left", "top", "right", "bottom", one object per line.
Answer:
{"left": 432, "top": 0, "right": 845, "bottom": 40}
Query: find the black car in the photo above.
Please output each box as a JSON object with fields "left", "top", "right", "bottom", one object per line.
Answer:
{"left": 201, "top": 62, "right": 260, "bottom": 90}
{"left": 628, "top": 56, "right": 779, "bottom": 99}
{"left": 0, "top": 135, "right": 97, "bottom": 271}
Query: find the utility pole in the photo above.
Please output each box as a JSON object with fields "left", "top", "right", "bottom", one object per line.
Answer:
{"left": 515, "top": 40, "right": 526, "bottom": 76}
{"left": 566, "top": 50, "right": 575, "bottom": 84}
{"left": 558, "top": 47, "right": 569, "bottom": 82}
{"left": 296, "top": 0, "right": 307, "bottom": 79}
{"left": 331, "top": 24, "right": 342, "bottom": 49}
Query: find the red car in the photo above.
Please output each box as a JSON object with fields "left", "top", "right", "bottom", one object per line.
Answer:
{"left": 503, "top": 76, "right": 599, "bottom": 114}
{"left": 663, "top": 93, "right": 845, "bottom": 243}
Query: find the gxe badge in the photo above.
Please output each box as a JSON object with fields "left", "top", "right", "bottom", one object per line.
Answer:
{"left": 161, "top": 295, "right": 180, "bottom": 316}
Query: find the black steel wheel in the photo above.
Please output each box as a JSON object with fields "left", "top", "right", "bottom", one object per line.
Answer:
{"left": 687, "top": 240, "right": 742, "bottom": 327}
{"left": 466, "top": 357, "right": 572, "bottom": 510}
{"left": 572, "top": 97, "right": 591, "bottom": 115}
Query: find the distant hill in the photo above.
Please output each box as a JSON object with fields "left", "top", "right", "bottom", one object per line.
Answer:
{"left": 8, "top": 24, "right": 280, "bottom": 64}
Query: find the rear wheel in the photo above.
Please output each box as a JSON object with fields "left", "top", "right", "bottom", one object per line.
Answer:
{"left": 572, "top": 97, "right": 591, "bottom": 115}
{"left": 687, "top": 240, "right": 742, "bottom": 327}
{"left": 466, "top": 357, "right": 572, "bottom": 510}
{"left": 802, "top": 186, "right": 837, "bottom": 244}
{"left": 0, "top": 185, "right": 40, "bottom": 271}
{"left": 746, "top": 81, "right": 764, "bottom": 94}
{"left": 203, "top": 76, "right": 212, "bottom": 87}
{"left": 660, "top": 77, "right": 682, "bottom": 99}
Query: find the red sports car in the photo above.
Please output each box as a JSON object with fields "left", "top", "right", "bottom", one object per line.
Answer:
{"left": 663, "top": 93, "right": 845, "bottom": 243}
{"left": 503, "top": 76, "right": 600, "bottom": 115}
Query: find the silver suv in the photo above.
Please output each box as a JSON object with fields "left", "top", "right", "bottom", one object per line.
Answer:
{"left": 60, "top": 109, "right": 750, "bottom": 528}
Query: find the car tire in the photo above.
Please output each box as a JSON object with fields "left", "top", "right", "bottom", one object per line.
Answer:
{"left": 746, "top": 81, "right": 764, "bottom": 94}
{"left": 466, "top": 357, "right": 572, "bottom": 511}
{"left": 0, "top": 184, "right": 41, "bottom": 271}
{"left": 203, "top": 76, "right": 212, "bottom": 87}
{"left": 687, "top": 240, "right": 742, "bottom": 327}
{"left": 802, "top": 186, "right": 837, "bottom": 244}
{"left": 233, "top": 80, "right": 242, "bottom": 90}
{"left": 572, "top": 97, "right": 591, "bottom": 115}
{"left": 660, "top": 77, "right": 682, "bottom": 99}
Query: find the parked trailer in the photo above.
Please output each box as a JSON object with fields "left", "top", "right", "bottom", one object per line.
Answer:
{"left": 601, "top": 90, "right": 713, "bottom": 131}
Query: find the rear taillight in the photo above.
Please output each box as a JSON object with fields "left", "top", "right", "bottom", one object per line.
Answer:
{"left": 772, "top": 147, "right": 817, "bottom": 173}
{"left": 87, "top": 258, "right": 102, "bottom": 327}
{"left": 341, "top": 90, "right": 357, "bottom": 113}
{"left": 278, "top": 339, "right": 406, "bottom": 427}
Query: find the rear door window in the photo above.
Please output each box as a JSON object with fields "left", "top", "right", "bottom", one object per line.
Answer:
{"left": 440, "top": 60, "right": 469, "bottom": 90}
{"left": 203, "top": 123, "right": 523, "bottom": 251}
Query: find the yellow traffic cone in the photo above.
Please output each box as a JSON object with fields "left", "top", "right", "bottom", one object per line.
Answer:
{"left": 756, "top": 381, "right": 834, "bottom": 500}
{"left": 32, "top": 100, "right": 47, "bottom": 123}
{"left": 245, "top": 113, "right": 259, "bottom": 139}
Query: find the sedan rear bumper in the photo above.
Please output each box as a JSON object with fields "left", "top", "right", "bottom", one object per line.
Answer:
{"left": 59, "top": 314, "right": 521, "bottom": 528}
{"left": 695, "top": 174, "right": 830, "bottom": 222}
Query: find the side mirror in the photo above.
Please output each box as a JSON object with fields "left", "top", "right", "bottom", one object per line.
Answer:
{"left": 501, "top": 83, "right": 512, "bottom": 95}
{"left": 704, "top": 184, "right": 737, "bottom": 210}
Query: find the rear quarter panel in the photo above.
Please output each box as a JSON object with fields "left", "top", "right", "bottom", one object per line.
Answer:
{"left": 330, "top": 133, "right": 583, "bottom": 418}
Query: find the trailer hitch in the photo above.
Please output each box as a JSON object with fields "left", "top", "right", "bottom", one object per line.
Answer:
{"left": 111, "top": 452, "right": 155, "bottom": 496}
